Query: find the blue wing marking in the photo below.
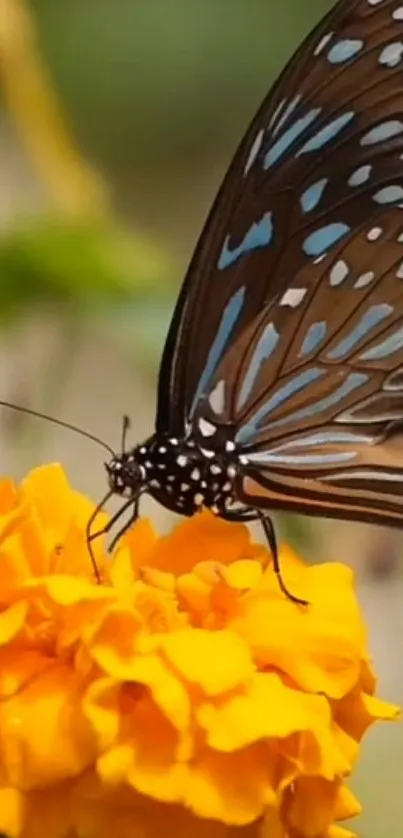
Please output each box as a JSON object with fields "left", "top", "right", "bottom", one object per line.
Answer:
{"left": 322, "top": 470, "right": 403, "bottom": 483}
{"left": 235, "top": 367, "right": 325, "bottom": 444}
{"left": 326, "top": 304, "right": 393, "bottom": 360}
{"left": 236, "top": 323, "right": 279, "bottom": 410}
{"left": 348, "top": 165, "right": 372, "bottom": 187}
{"left": 296, "top": 112, "right": 354, "bottom": 155}
{"left": 359, "top": 324, "right": 403, "bottom": 360}
{"left": 327, "top": 39, "right": 363, "bottom": 64}
{"left": 271, "top": 94, "right": 302, "bottom": 138}
{"left": 271, "top": 430, "right": 371, "bottom": 448}
{"left": 299, "top": 321, "right": 327, "bottom": 356}
{"left": 303, "top": 223, "right": 350, "bottom": 256}
{"left": 245, "top": 429, "right": 368, "bottom": 467}
{"left": 218, "top": 212, "right": 273, "bottom": 270}
{"left": 190, "top": 286, "right": 246, "bottom": 415}
{"left": 361, "top": 120, "right": 403, "bottom": 145}
{"left": 300, "top": 178, "right": 328, "bottom": 213}
{"left": 246, "top": 451, "right": 357, "bottom": 466}
{"left": 264, "top": 108, "right": 321, "bottom": 169}
{"left": 373, "top": 185, "right": 403, "bottom": 204}
{"left": 263, "top": 372, "right": 370, "bottom": 431}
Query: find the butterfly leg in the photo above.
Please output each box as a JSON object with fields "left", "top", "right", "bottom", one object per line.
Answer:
{"left": 87, "top": 496, "right": 135, "bottom": 545}
{"left": 258, "top": 513, "right": 308, "bottom": 606}
{"left": 86, "top": 494, "right": 136, "bottom": 581}
{"left": 108, "top": 499, "right": 140, "bottom": 553}
{"left": 222, "top": 507, "right": 307, "bottom": 605}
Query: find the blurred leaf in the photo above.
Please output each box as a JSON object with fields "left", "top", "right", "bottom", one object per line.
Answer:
{"left": 0, "top": 217, "right": 175, "bottom": 320}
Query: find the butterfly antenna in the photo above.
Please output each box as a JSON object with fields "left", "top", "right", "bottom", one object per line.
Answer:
{"left": 121, "top": 414, "right": 131, "bottom": 453}
{"left": 0, "top": 400, "right": 115, "bottom": 457}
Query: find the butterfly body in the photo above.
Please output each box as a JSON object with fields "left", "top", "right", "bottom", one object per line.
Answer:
{"left": 106, "top": 431, "right": 243, "bottom": 519}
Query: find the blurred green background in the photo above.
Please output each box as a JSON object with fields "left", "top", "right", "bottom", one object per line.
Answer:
{"left": 0, "top": 1, "right": 401, "bottom": 835}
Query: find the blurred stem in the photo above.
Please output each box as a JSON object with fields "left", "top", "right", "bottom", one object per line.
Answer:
{"left": 0, "top": 0, "right": 109, "bottom": 218}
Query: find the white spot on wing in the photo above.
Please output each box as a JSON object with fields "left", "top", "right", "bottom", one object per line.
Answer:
{"left": 314, "top": 32, "right": 333, "bottom": 56}
{"left": 198, "top": 418, "right": 216, "bottom": 437}
{"left": 244, "top": 129, "right": 264, "bottom": 175}
{"left": 354, "top": 271, "right": 375, "bottom": 288}
{"left": 367, "top": 226, "right": 383, "bottom": 241}
{"left": 177, "top": 455, "right": 187, "bottom": 467}
{"left": 280, "top": 287, "right": 307, "bottom": 307}
{"left": 379, "top": 42, "right": 403, "bottom": 67}
{"left": 330, "top": 259, "right": 349, "bottom": 286}
{"left": 393, "top": 7, "right": 403, "bottom": 20}
{"left": 208, "top": 380, "right": 226, "bottom": 415}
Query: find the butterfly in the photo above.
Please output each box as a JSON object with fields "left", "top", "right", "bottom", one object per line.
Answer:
{"left": 88, "top": 0, "right": 403, "bottom": 602}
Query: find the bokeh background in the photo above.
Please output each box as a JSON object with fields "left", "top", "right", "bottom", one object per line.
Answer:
{"left": 0, "top": 0, "right": 401, "bottom": 834}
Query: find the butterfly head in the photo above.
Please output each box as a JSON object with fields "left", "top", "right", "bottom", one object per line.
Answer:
{"left": 105, "top": 452, "right": 146, "bottom": 499}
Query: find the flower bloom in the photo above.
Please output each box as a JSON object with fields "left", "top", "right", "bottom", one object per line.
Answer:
{"left": 0, "top": 464, "right": 398, "bottom": 838}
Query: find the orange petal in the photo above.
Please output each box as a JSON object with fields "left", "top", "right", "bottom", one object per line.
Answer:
{"left": 284, "top": 776, "right": 341, "bottom": 836}
{"left": 149, "top": 511, "right": 257, "bottom": 575}
{"left": 0, "top": 602, "right": 28, "bottom": 645}
{"left": 222, "top": 559, "right": 264, "bottom": 590}
{"left": 334, "top": 687, "right": 400, "bottom": 743}
{"left": 86, "top": 606, "right": 141, "bottom": 676}
{"left": 112, "top": 518, "right": 158, "bottom": 579}
{"left": 0, "top": 666, "right": 95, "bottom": 789}
{"left": 326, "top": 826, "right": 357, "bottom": 838}
{"left": 197, "top": 672, "right": 331, "bottom": 751}
{"left": 333, "top": 784, "right": 361, "bottom": 821}
{"left": 21, "top": 464, "right": 91, "bottom": 535}
{"left": 231, "top": 562, "right": 365, "bottom": 698}
{"left": 0, "top": 787, "right": 25, "bottom": 837}
{"left": 24, "top": 782, "right": 74, "bottom": 838}
{"left": 82, "top": 678, "right": 122, "bottom": 751}
{"left": 184, "top": 746, "right": 277, "bottom": 825}
{"left": 25, "top": 575, "right": 113, "bottom": 606}
{"left": 0, "top": 649, "right": 54, "bottom": 699}
{"left": 158, "top": 629, "right": 254, "bottom": 694}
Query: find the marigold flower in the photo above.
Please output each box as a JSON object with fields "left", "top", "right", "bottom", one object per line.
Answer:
{"left": 0, "top": 463, "right": 398, "bottom": 838}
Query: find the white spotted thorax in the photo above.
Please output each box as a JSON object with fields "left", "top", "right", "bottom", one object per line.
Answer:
{"left": 105, "top": 433, "right": 242, "bottom": 516}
